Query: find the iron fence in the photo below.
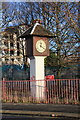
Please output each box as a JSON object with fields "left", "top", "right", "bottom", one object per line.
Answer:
{"left": 1, "top": 79, "right": 80, "bottom": 104}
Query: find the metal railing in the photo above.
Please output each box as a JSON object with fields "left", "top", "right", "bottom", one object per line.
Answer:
{"left": 1, "top": 79, "right": 80, "bottom": 104}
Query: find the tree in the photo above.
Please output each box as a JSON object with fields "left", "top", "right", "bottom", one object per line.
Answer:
{"left": 1, "top": 2, "right": 79, "bottom": 78}
{"left": 42, "top": 2, "right": 79, "bottom": 78}
{"left": 45, "top": 50, "right": 58, "bottom": 67}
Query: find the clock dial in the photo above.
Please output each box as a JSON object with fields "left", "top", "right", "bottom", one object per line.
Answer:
{"left": 36, "top": 40, "right": 46, "bottom": 53}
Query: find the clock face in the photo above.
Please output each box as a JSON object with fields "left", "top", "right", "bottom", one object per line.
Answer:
{"left": 36, "top": 40, "right": 46, "bottom": 53}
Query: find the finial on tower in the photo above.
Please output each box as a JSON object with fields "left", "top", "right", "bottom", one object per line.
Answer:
{"left": 31, "top": 19, "right": 42, "bottom": 25}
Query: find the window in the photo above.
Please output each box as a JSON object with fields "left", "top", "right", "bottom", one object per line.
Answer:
{"left": 5, "top": 58, "right": 9, "bottom": 64}
{"left": 17, "top": 43, "right": 19, "bottom": 49}
{"left": 17, "top": 51, "right": 20, "bottom": 56}
{"left": 10, "top": 34, "right": 13, "bottom": 39}
{"left": 5, "top": 58, "right": 8, "bottom": 61}
{"left": 10, "top": 42, "right": 14, "bottom": 47}
{"left": 4, "top": 42, "right": 8, "bottom": 47}
{"left": 11, "top": 58, "right": 14, "bottom": 62}
{"left": 10, "top": 50, "right": 14, "bottom": 55}
{"left": 5, "top": 50, "right": 9, "bottom": 54}
{"left": 17, "top": 58, "right": 21, "bottom": 61}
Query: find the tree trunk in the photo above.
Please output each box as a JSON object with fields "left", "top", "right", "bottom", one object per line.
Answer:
{"left": 56, "top": 68, "right": 61, "bottom": 79}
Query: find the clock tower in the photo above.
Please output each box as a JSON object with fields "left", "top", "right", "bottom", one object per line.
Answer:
{"left": 18, "top": 20, "right": 54, "bottom": 101}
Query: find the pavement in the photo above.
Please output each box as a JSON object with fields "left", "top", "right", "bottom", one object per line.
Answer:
{"left": 1, "top": 103, "right": 80, "bottom": 119}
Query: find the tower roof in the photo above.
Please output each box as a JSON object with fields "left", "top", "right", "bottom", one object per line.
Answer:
{"left": 18, "top": 22, "right": 54, "bottom": 38}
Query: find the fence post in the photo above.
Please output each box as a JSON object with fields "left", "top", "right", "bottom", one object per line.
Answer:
{"left": 2, "top": 78, "right": 6, "bottom": 101}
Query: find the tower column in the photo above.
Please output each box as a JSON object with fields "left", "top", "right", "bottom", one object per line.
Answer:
{"left": 30, "top": 56, "right": 46, "bottom": 100}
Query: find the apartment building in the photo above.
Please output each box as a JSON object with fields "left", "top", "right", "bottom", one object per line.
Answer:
{"left": 0, "top": 24, "right": 28, "bottom": 66}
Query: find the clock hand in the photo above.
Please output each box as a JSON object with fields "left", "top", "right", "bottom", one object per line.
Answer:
{"left": 40, "top": 45, "right": 45, "bottom": 49}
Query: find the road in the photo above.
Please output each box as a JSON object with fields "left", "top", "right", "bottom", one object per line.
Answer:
{"left": 2, "top": 103, "right": 79, "bottom": 114}
{"left": 1, "top": 103, "right": 80, "bottom": 120}
{"left": 2, "top": 114, "right": 79, "bottom": 120}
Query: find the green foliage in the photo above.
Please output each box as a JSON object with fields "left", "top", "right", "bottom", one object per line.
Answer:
{"left": 45, "top": 50, "right": 58, "bottom": 67}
